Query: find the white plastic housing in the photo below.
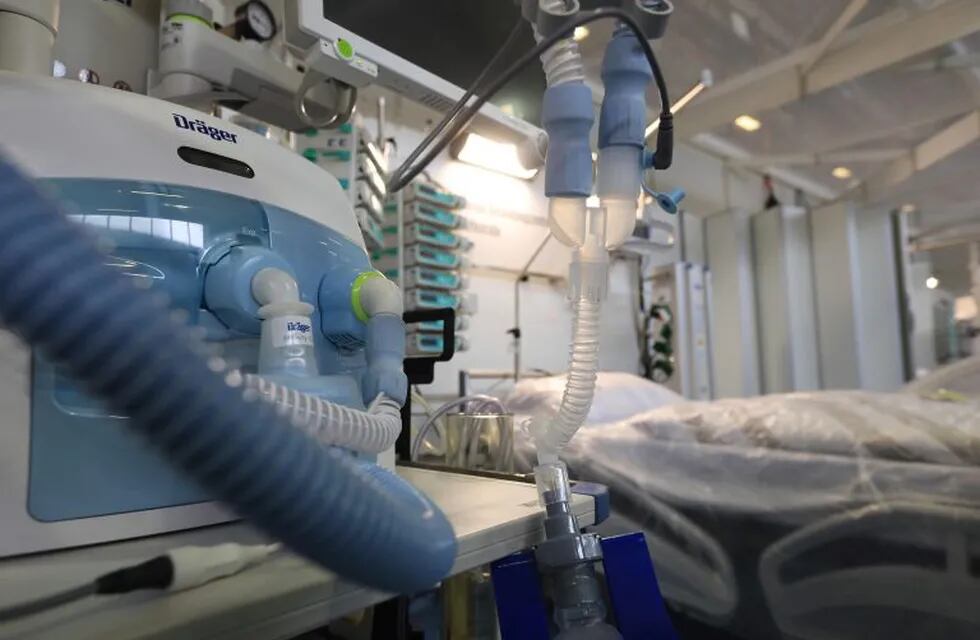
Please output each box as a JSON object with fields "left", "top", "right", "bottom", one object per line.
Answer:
{"left": 360, "top": 275, "right": 404, "bottom": 317}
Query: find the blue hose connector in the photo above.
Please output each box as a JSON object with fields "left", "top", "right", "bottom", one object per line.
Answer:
{"left": 541, "top": 82, "right": 595, "bottom": 198}
{"left": 364, "top": 313, "right": 409, "bottom": 404}
{"left": 598, "top": 28, "right": 653, "bottom": 150}
{"left": 0, "top": 155, "right": 456, "bottom": 594}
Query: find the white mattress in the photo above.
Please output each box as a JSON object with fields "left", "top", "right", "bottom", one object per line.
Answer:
{"left": 507, "top": 381, "right": 980, "bottom": 524}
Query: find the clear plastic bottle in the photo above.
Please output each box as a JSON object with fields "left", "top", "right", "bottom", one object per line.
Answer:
{"left": 257, "top": 305, "right": 318, "bottom": 377}
{"left": 252, "top": 267, "right": 318, "bottom": 377}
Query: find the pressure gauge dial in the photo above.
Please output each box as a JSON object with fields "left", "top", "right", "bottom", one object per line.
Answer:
{"left": 233, "top": 0, "right": 276, "bottom": 42}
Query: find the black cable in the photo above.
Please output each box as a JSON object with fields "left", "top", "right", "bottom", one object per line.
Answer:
{"left": 0, "top": 582, "right": 96, "bottom": 623}
{"left": 387, "top": 8, "right": 673, "bottom": 193}
{"left": 94, "top": 555, "right": 175, "bottom": 594}
{"left": 0, "top": 554, "right": 177, "bottom": 623}
{"left": 387, "top": 18, "right": 527, "bottom": 192}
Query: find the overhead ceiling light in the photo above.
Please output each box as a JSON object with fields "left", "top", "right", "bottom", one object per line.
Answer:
{"left": 733, "top": 115, "right": 762, "bottom": 132}
{"left": 573, "top": 26, "right": 590, "bottom": 41}
{"left": 450, "top": 132, "right": 539, "bottom": 180}
{"left": 646, "top": 70, "right": 714, "bottom": 138}
{"left": 955, "top": 296, "right": 977, "bottom": 321}
{"left": 831, "top": 166, "right": 853, "bottom": 180}
{"left": 900, "top": 203, "right": 917, "bottom": 214}
{"left": 926, "top": 276, "right": 939, "bottom": 290}
{"left": 730, "top": 11, "right": 751, "bottom": 42}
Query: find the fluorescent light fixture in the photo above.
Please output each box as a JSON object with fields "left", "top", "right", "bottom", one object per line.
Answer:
{"left": 646, "top": 70, "right": 713, "bottom": 138}
{"left": 831, "top": 166, "right": 853, "bottom": 180}
{"left": 734, "top": 114, "right": 762, "bottom": 132}
{"left": 450, "top": 132, "right": 539, "bottom": 180}
{"left": 926, "top": 276, "right": 939, "bottom": 290}
{"left": 730, "top": 11, "right": 751, "bottom": 42}
{"left": 573, "top": 26, "right": 590, "bottom": 41}
{"left": 955, "top": 295, "right": 977, "bottom": 320}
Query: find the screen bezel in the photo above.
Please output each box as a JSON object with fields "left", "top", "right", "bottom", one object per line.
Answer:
{"left": 293, "top": 0, "right": 542, "bottom": 142}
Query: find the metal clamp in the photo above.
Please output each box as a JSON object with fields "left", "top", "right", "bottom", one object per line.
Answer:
{"left": 294, "top": 71, "right": 357, "bottom": 130}
{"left": 624, "top": 0, "right": 673, "bottom": 40}
{"left": 520, "top": 0, "right": 673, "bottom": 40}
{"left": 536, "top": 0, "right": 582, "bottom": 39}
{"left": 536, "top": 532, "right": 604, "bottom": 570}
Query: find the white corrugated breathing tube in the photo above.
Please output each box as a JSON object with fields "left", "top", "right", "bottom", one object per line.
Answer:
{"left": 535, "top": 0, "right": 586, "bottom": 87}
{"left": 241, "top": 373, "right": 401, "bottom": 454}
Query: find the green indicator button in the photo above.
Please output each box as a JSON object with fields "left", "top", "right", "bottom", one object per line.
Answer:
{"left": 335, "top": 38, "right": 355, "bottom": 61}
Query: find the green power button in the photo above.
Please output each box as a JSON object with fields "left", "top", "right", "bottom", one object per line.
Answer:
{"left": 335, "top": 38, "right": 355, "bottom": 61}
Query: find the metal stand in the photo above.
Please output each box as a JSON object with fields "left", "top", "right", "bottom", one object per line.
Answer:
{"left": 398, "top": 307, "right": 457, "bottom": 460}
{"left": 491, "top": 532, "right": 679, "bottom": 640}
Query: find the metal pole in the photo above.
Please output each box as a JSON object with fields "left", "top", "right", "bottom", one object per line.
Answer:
{"left": 512, "top": 232, "right": 553, "bottom": 381}
{"left": 377, "top": 95, "right": 386, "bottom": 151}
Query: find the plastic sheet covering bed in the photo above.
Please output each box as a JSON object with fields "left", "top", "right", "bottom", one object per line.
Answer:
{"left": 906, "top": 353, "right": 980, "bottom": 400}
{"left": 504, "top": 374, "right": 980, "bottom": 639}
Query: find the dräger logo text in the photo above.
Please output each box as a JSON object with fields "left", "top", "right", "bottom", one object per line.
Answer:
{"left": 172, "top": 113, "right": 239, "bottom": 143}
{"left": 286, "top": 321, "right": 312, "bottom": 334}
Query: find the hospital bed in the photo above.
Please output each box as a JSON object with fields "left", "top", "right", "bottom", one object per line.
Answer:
{"left": 906, "top": 353, "right": 980, "bottom": 399}
{"left": 504, "top": 373, "right": 980, "bottom": 639}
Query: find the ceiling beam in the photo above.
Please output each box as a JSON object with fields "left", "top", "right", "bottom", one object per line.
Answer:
{"left": 906, "top": 50, "right": 980, "bottom": 71}
{"left": 915, "top": 199, "right": 980, "bottom": 226}
{"left": 799, "top": 0, "right": 869, "bottom": 75}
{"left": 797, "top": 107, "right": 976, "bottom": 155}
{"left": 910, "top": 222, "right": 980, "bottom": 252}
{"left": 860, "top": 110, "right": 980, "bottom": 203}
{"left": 675, "top": 0, "right": 980, "bottom": 138}
{"left": 730, "top": 148, "right": 907, "bottom": 168}
{"left": 691, "top": 133, "right": 841, "bottom": 201}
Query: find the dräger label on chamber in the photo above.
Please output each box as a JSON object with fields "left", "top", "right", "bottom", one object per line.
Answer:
{"left": 271, "top": 316, "right": 314, "bottom": 347}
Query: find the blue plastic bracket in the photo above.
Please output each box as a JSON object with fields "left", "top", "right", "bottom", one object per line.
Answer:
{"left": 570, "top": 481, "right": 610, "bottom": 525}
{"left": 490, "top": 551, "right": 551, "bottom": 640}
{"left": 600, "top": 532, "right": 679, "bottom": 639}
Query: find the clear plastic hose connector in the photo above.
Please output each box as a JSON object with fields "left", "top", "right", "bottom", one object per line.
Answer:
{"left": 534, "top": 460, "right": 572, "bottom": 506}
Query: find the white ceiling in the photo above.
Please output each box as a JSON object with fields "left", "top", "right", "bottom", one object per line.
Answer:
{"left": 577, "top": 0, "right": 980, "bottom": 223}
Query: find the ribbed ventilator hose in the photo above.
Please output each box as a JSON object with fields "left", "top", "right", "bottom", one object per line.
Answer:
{"left": 534, "top": 0, "right": 586, "bottom": 86}
{"left": 244, "top": 373, "right": 401, "bottom": 454}
{"left": 538, "top": 37, "right": 586, "bottom": 86}
{"left": 0, "top": 156, "right": 456, "bottom": 594}
{"left": 536, "top": 297, "right": 601, "bottom": 462}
